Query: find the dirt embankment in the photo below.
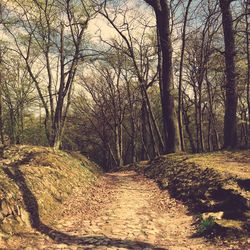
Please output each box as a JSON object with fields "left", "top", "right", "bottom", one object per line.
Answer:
{"left": 132, "top": 150, "right": 250, "bottom": 236}
{"left": 0, "top": 145, "right": 101, "bottom": 236}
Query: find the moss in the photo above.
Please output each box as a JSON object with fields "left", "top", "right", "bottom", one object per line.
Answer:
{"left": 0, "top": 145, "right": 101, "bottom": 234}
{"left": 215, "top": 219, "right": 244, "bottom": 230}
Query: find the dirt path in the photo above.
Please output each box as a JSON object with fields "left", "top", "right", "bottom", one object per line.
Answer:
{"left": 1, "top": 171, "right": 235, "bottom": 249}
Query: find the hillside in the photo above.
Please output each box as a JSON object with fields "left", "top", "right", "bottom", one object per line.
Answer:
{"left": 0, "top": 145, "right": 101, "bottom": 236}
{"left": 132, "top": 150, "right": 250, "bottom": 236}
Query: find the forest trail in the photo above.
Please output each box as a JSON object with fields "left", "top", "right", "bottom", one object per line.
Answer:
{"left": 2, "top": 171, "right": 228, "bottom": 250}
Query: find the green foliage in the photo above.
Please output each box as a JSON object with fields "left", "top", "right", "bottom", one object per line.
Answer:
{"left": 197, "top": 216, "right": 215, "bottom": 235}
{"left": 22, "top": 115, "right": 48, "bottom": 146}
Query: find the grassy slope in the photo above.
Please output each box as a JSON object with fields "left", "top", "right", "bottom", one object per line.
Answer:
{"left": 0, "top": 145, "right": 101, "bottom": 235}
{"left": 186, "top": 150, "right": 250, "bottom": 180}
{"left": 133, "top": 150, "right": 250, "bottom": 236}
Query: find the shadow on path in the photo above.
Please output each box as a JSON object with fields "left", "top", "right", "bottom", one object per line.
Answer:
{"left": 3, "top": 156, "right": 166, "bottom": 249}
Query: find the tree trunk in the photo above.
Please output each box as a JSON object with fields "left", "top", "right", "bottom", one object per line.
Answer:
{"left": 125, "top": 77, "right": 137, "bottom": 163}
{"left": 198, "top": 84, "right": 204, "bottom": 152}
{"left": 219, "top": 0, "right": 238, "bottom": 149}
{"left": 0, "top": 88, "right": 3, "bottom": 145}
{"left": 245, "top": 0, "right": 250, "bottom": 141}
{"left": 144, "top": 86, "right": 164, "bottom": 153}
{"left": 141, "top": 86, "right": 159, "bottom": 158}
{"left": 182, "top": 103, "right": 196, "bottom": 153}
{"left": 206, "top": 72, "right": 221, "bottom": 150}
{"left": 0, "top": 71, "right": 4, "bottom": 145}
{"left": 207, "top": 113, "right": 212, "bottom": 151}
{"left": 178, "top": 0, "right": 192, "bottom": 152}
{"left": 114, "top": 123, "right": 123, "bottom": 168}
{"left": 0, "top": 50, "right": 4, "bottom": 145}
{"left": 9, "top": 107, "right": 16, "bottom": 144}
{"left": 118, "top": 123, "right": 123, "bottom": 166}
{"left": 141, "top": 100, "right": 150, "bottom": 160}
{"left": 145, "top": 0, "right": 180, "bottom": 153}
{"left": 193, "top": 85, "right": 200, "bottom": 152}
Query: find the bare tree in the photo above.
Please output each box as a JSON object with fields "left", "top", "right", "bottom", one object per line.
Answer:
{"left": 3, "top": 0, "right": 96, "bottom": 148}
{"left": 99, "top": 2, "right": 162, "bottom": 158}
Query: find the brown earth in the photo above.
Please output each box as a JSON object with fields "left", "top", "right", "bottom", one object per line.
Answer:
{"left": 1, "top": 171, "right": 248, "bottom": 250}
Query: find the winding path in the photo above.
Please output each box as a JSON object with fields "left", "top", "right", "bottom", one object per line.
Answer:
{"left": 2, "top": 171, "right": 230, "bottom": 249}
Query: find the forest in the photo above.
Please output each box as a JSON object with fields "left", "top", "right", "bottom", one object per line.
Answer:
{"left": 0, "top": 0, "right": 249, "bottom": 249}
{"left": 0, "top": 0, "right": 249, "bottom": 169}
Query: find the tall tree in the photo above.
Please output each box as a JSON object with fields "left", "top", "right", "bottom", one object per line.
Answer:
{"left": 3, "top": 0, "right": 95, "bottom": 148}
{"left": 219, "top": 0, "right": 238, "bottom": 149}
{"left": 144, "top": 0, "right": 180, "bottom": 153}
{"left": 245, "top": 0, "right": 250, "bottom": 134}
{"left": 177, "top": 0, "right": 192, "bottom": 152}
{"left": 0, "top": 45, "right": 5, "bottom": 145}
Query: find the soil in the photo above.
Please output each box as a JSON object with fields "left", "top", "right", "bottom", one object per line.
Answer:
{"left": 1, "top": 171, "right": 248, "bottom": 250}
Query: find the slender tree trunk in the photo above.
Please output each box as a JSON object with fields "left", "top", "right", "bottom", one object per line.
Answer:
{"left": 207, "top": 113, "right": 212, "bottom": 151}
{"left": 143, "top": 86, "right": 164, "bottom": 153}
{"left": 0, "top": 72, "right": 4, "bottom": 145}
{"left": 143, "top": 87, "right": 159, "bottom": 158}
{"left": 206, "top": 72, "right": 221, "bottom": 150}
{"left": 240, "top": 109, "right": 248, "bottom": 146}
{"left": 245, "top": 1, "right": 250, "bottom": 141}
{"left": 9, "top": 107, "right": 15, "bottom": 144}
{"left": 130, "top": 114, "right": 136, "bottom": 163}
{"left": 114, "top": 123, "right": 123, "bottom": 168}
{"left": 182, "top": 103, "right": 196, "bottom": 153}
{"left": 198, "top": 84, "right": 204, "bottom": 152}
{"left": 52, "top": 97, "right": 64, "bottom": 149}
{"left": 0, "top": 89, "right": 3, "bottom": 145}
{"left": 126, "top": 79, "right": 136, "bottom": 163}
{"left": 107, "top": 143, "right": 117, "bottom": 169}
{"left": 193, "top": 85, "right": 200, "bottom": 152}
{"left": 0, "top": 50, "right": 4, "bottom": 145}
{"left": 147, "top": 109, "right": 159, "bottom": 157}
{"left": 219, "top": 0, "right": 238, "bottom": 149}
{"left": 118, "top": 123, "right": 123, "bottom": 166}
{"left": 178, "top": 0, "right": 192, "bottom": 152}
{"left": 131, "top": 122, "right": 136, "bottom": 163}
{"left": 102, "top": 126, "right": 110, "bottom": 171}
{"left": 141, "top": 100, "right": 150, "bottom": 160}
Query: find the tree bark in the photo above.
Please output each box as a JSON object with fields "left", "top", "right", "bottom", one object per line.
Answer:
{"left": 178, "top": 0, "right": 192, "bottom": 152}
{"left": 182, "top": 102, "right": 196, "bottom": 153}
{"left": 145, "top": 0, "right": 180, "bottom": 153}
{"left": 126, "top": 78, "right": 137, "bottom": 163}
{"left": 245, "top": 0, "right": 250, "bottom": 140}
{"left": 205, "top": 71, "right": 221, "bottom": 150}
{"left": 219, "top": 0, "right": 238, "bottom": 149}
{"left": 0, "top": 53, "right": 4, "bottom": 145}
{"left": 141, "top": 100, "right": 150, "bottom": 160}
{"left": 114, "top": 123, "right": 123, "bottom": 168}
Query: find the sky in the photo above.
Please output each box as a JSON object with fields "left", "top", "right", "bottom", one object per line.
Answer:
{"left": 87, "top": 0, "right": 154, "bottom": 41}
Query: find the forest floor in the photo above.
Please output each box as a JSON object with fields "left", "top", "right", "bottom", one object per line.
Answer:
{"left": 1, "top": 171, "right": 247, "bottom": 250}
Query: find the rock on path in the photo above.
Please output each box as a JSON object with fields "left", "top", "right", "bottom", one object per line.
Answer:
{"left": 0, "top": 171, "right": 232, "bottom": 249}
